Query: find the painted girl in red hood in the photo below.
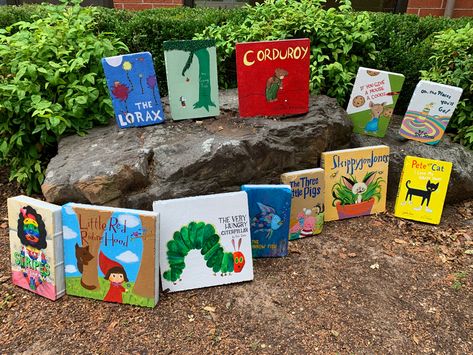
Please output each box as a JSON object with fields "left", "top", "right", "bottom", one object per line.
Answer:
{"left": 99, "top": 251, "right": 128, "bottom": 303}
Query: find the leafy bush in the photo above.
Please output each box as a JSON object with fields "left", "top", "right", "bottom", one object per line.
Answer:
{"left": 0, "top": 2, "right": 472, "bottom": 194}
{"left": 0, "top": 0, "right": 127, "bottom": 193}
{"left": 195, "top": 0, "right": 376, "bottom": 104}
{"left": 93, "top": 6, "right": 242, "bottom": 96}
{"left": 366, "top": 12, "right": 472, "bottom": 114}
{"left": 0, "top": 4, "right": 48, "bottom": 30}
{"left": 420, "top": 24, "right": 473, "bottom": 149}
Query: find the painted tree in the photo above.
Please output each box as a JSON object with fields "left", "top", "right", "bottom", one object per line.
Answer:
{"left": 111, "top": 81, "right": 130, "bottom": 112}
{"left": 146, "top": 75, "right": 158, "bottom": 105}
{"left": 132, "top": 215, "right": 157, "bottom": 298}
{"left": 72, "top": 207, "right": 113, "bottom": 291}
{"left": 164, "top": 40, "right": 217, "bottom": 111}
{"left": 122, "top": 60, "right": 134, "bottom": 91}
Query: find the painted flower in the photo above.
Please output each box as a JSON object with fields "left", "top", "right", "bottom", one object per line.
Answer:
{"left": 123, "top": 61, "right": 132, "bottom": 71}
{"left": 146, "top": 75, "right": 157, "bottom": 89}
{"left": 112, "top": 81, "right": 130, "bottom": 102}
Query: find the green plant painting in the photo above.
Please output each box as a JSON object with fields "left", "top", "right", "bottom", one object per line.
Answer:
{"left": 332, "top": 172, "right": 384, "bottom": 206}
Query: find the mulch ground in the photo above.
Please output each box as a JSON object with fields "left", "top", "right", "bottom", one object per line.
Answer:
{"left": 0, "top": 166, "right": 472, "bottom": 354}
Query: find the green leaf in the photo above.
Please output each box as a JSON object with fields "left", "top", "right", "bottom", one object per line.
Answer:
{"left": 31, "top": 95, "right": 42, "bottom": 104}
{"left": 75, "top": 96, "right": 87, "bottom": 105}
{"left": 49, "top": 116, "right": 61, "bottom": 127}
{"left": 0, "top": 140, "right": 9, "bottom": 155}
{"left": 35, "top": 101, "right": 52, "bottom": 110}
{"left": 32, "top": 124, "right": 46, "bottom": 134}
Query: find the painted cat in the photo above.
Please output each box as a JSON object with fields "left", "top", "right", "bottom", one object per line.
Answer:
{"left": 404, "top": 180, "right": 439, "bottom": 212}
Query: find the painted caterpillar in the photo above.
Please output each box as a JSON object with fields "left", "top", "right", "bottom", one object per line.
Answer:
{"left": 163, "top": 221, "right": 245, "bottom": 283}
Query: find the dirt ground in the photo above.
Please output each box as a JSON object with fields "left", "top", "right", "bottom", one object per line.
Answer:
{"left": 0, "top": 167, "right": 472, "bottom": 354}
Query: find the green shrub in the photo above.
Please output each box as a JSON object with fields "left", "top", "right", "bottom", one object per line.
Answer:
{"left": 420, "top": 24, "right": 473, "bottom": 149}
{"left": 1, "top": 3, "right": 472, "bottom": 194}
{"left": 195, "top": 0, "right": 376, "bottom": 104}
{"left": 0, "top": 5, "right": 241, "bottom": 97}
{"left": 0, "top": 4, "right": 48, "bottom": 30}
{"left": 93, "top": 6, "right": 243, "bottom": 96}
{"left": 0, "top": 0, "right": 127, "bottom": 193}
{"left": 366, "top": 12, "right": 472, "bottom": 114}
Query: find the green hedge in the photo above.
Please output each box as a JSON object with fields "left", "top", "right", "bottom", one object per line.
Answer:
{"left": 420, "top": 24, "right": 473, "bottom": 149}
{"left": 0, "top": 3, "right": 472, "bottom": 191}
{"left": 366, "top": 12, "right": 473, "bottom": 114}
{"left": 0, "top": 5, "right": 242, "bottom": 96}
{"left": 0, "top": 5, "right": 48, "bottom": 29}
{"left": 1, "top": 5, "right": 471, "bottom": 106}
{"left": 94, "top": 7, "right": 243, "bottom": 96}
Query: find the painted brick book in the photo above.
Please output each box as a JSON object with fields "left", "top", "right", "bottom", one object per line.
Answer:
{"left": 394, "top": 156, "right": 452, "bottom": 225}
{"left": 62, "top": 203, "right": 159, "bottom": 307}
{"left": 346, "top": 67, "right": 405, "bottom": 137}
{"left": 241, "top": 185, "right": 291, "bottom": 257}
{"left": 236, "top": 38, "right": 310, "bottom": 117}
{"left": 399, "top": 80, "right": 463, "bottom": 144}
{"left": 8, "top": 196, "right": 64, "bottom": 300}
{"left": 102, "top": 52, "right": 165, "bottom": 128}
{"left": 281, "top": 168, "right": 325, "bottom": 240}
{"left": 163, "top": 40, "right": 220, "bottom": 120}
{"left": 321, "top": 146, "right": 390, "bottom": 222}
{"left": 153, "top": 192, "right": 254, "bottom": 293}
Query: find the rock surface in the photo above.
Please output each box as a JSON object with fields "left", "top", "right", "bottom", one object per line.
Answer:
{"left": 42, "top": 90, "right": 352, "bottom": 209}
{"left": 42, "top": 90, "right": 473, "bottom": 208}
{"left": 351, "top": 116, "right": 473, "bottom": 203}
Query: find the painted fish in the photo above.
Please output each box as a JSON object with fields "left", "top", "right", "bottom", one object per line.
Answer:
{"left": 251, "top": 202, "right": 284, "bottom": 238}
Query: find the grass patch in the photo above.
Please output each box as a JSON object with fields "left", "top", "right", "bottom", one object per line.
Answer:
{"left": 66, "top": 277, "right": 154, "bottom": 307}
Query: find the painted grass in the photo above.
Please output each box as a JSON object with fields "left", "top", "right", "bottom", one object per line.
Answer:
{"left": 66, "top": 277, "right": 155, "bottom": 308}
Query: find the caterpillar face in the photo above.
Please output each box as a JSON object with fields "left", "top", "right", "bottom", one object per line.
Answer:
{"left": 233, "top": 251, "right": 245, "bottom": 273}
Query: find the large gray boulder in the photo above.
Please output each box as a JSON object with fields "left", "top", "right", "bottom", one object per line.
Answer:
{"left": 42, "top": 90, "right": 473, "bottom": 209}
{"left": 42, "top": 90, "right": 352, "bottom": 209}
{"left": 351, "top": 116, "right": 473, "bottom": 203}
